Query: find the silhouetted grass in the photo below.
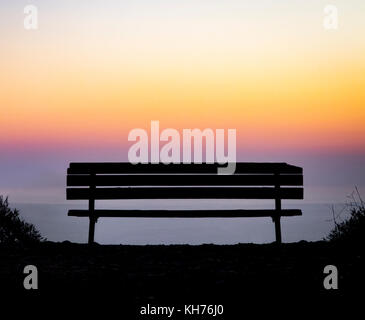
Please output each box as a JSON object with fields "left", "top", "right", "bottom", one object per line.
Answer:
{"left": 326, "top": 188, "right": 365, "bottom": 245}
{"left": 0, "top": 195, "right": 45, "bottom": 245}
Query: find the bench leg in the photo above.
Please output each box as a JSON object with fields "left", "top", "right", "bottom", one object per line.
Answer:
{"left": 88, "top": 176, "right": 96, "bottom": 245}
{"left": 274, "top": 216, "right": 282, "bottom": 244}
{"left": 274, "top": 177, "right": 282, "bottom": 244}
{"left": 88, "top": 217, "right": 96, "bottom": 244}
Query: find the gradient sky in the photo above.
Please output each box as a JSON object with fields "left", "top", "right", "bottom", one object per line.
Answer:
{"left": 0, "top": 0, "right": 364, "bottom": 204}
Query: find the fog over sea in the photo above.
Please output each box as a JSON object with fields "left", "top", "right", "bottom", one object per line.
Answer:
{"left": 15, "top": 201, "right": 349, "bottom": 244}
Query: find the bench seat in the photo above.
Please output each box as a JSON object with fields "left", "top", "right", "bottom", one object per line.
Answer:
{"left": 68, "top": 209, "right": 302, "bottom": 218}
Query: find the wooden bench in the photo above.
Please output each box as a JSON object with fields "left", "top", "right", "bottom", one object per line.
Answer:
{"left": 66, "top": 162, "right": 303, "bottom": 244}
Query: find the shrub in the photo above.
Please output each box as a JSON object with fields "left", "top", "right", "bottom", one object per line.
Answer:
{"left": 326, "top": 188, "right": 365, "bottom": 244}
{"left": 0, "top": 195, "right": 44, "bottom": 245}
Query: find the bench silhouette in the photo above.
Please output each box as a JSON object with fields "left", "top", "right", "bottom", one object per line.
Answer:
{"left": 66, "top": 162, "right": 303, "bottom": 244}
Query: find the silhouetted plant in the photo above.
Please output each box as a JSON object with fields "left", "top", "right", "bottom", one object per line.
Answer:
{"left": 326, "top": 188, "right": 365, "bottom": 244}
{"left": 0, "top": 195, "right": 44, "bottom": 244}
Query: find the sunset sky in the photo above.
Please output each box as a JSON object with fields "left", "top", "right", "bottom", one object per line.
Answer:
{"left": 0, "top": 0, "right": 364, "bottom": 204}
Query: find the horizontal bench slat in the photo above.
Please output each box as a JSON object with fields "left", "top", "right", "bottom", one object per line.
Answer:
{"left": 68, "top": 209, "right": 302, "bottom": 218}
{"left": 67, "top": 174, "right": 303, "bottom": 187}
{"left": 67, "top": 162, "right": 302, "bottom": 174}
{"left": 66, "top": 187, "right": 303, "bottom": 200}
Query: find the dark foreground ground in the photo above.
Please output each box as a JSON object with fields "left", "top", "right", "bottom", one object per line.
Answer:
{"left": 0, "top": 241, "right": 363, "bottom": 317}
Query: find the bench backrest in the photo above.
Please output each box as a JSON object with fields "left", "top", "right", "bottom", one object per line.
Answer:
{"left": 66, "top": 162, "right": 303, "bottom": 201}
